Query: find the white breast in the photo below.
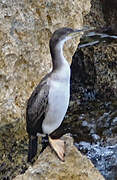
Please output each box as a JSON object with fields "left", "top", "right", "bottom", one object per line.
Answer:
{"left": 42, "top": 65, "right": 70, "bottom": 135}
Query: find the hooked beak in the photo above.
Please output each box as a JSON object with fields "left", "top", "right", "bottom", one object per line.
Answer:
{"left": 68, "top": 26, "right": 95, "bottom": 38}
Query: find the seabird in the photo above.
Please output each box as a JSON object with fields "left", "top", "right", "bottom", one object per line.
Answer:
{"left": 26, "top": 27, "right": 91, "bottom": 162}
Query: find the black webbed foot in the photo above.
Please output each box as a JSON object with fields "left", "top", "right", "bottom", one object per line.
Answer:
{"left": 40, "top": 135, "right": 49, "bottom": 153}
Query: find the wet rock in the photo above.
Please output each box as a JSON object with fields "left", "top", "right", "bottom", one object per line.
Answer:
{"left": 102, "top": 0, "right": 117, "bottom": 35}
{"left": 14, "top": 135, "right": 105, "bottom": 180}
{"left": 0, "top": 0, "right": 91, "bottom": 124}
{"left": 70, "top": 48, "right": 97, "bottom": 102}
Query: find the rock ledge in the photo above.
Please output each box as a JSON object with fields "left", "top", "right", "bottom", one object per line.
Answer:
{"left": 14, "top": 134, "right": 105, "bottom": 180}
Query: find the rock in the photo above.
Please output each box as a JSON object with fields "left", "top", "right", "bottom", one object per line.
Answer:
{"left": 13, "top": 135, "right": 105, "bottom": 180}
{"left": 0, "top": 0, "right": 91, "bottom": 124}
{"left": 102, "top": 0, "right": 117, "bottom": 35}
{"left": 79, "top": 0, "right": 117, "bottom": 99}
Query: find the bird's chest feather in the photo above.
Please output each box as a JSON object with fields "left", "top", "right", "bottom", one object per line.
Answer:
{"left": 42, "top": 79, "right": 70, "bottom": 134}
{"left": 49, "top": 80, "right": 70, "bottom": 110}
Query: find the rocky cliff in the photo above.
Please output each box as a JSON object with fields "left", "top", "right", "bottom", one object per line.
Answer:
{"left": 0, "top": 0, "right": 90, "bottom": 124}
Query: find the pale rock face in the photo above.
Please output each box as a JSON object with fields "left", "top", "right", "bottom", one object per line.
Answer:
{"left": 13, "top": 135, "right": 105, "bottom": 180}
{"left": 0, "top": 0, "right": 91, "bottom": 124}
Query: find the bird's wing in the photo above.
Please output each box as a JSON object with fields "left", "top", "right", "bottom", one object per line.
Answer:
{"left": 26, "top": 80, "right": 50, "bottom": 135}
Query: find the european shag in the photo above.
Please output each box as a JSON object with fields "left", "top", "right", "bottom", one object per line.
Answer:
{"left": 26, "top": 27, "right": 91, "bottom": 162}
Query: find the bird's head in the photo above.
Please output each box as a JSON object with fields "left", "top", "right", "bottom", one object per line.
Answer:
{"left": 49, "top": 27, "right": 94, "bottom": 49}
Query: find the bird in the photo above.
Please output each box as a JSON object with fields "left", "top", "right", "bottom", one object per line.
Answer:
{"left": 26, "top": 27, "right": 91, "bottom": 163}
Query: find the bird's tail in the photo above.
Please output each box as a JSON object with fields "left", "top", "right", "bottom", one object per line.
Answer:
{"left": 28, "top": 135, "right": 38, "bottom": 163}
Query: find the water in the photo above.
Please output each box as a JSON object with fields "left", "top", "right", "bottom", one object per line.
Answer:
{"left": 67, "top": 99, "right": 117, "bottom": 180}
{"left": 75, "top": 142, "right": 117, "bottom": 180}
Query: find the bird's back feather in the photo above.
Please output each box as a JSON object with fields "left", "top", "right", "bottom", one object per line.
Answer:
{"left": 26, "top": 76, "right": 50, "bottom": 135}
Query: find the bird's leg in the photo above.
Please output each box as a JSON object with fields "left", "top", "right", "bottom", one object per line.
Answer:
{"left": 48, "top": 136, "right": 65, "bottom": 161}
{"left": 40, "top": 135, "right": 49, "bottom": 154}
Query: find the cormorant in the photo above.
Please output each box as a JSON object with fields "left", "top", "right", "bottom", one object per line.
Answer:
{"left": 26, "top": 27, "right": 91, "bottom": 162}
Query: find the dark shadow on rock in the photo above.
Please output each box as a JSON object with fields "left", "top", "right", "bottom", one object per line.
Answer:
{"left": 70, "top": 48, "right": 97, "bottom": 101}
{"left": 102, "top": 0, "right": 117, "bottom": 35}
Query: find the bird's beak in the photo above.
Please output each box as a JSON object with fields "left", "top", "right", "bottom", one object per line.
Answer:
{"left": 69, "top": 26, "right": 95, "bottom": 38}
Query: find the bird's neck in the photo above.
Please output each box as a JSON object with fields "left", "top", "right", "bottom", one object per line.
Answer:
{"left": 50, "top": 41, "right": 69, "bottom": 71}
